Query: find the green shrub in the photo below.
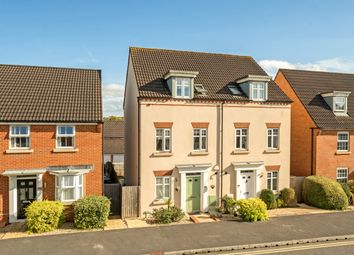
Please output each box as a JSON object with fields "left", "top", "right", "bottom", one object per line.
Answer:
{"left": 25, "top": 200, "right": 65, "bottom": 233}
{"left": 221, "top": 195, "right": 237, "bottom": 214}
{"left": 302, "top": 176, "right": 348, "bottom": 210}
{"left": 150, "top": 204, "right": 185, "bottom": 224}
{"left": 276, "top": 198, "right": 285, "bottom": 208}
{"left": 341, "top": 183, "right": 353, "bottom": 205}
{"left": 259, "top": 189, "right": 277, "bottom": 209}
{"left": 236, "top": 198, "right": 268, "bottom": 222}
{"left": 279, "top": 188, "right": 296, "bottom": 207}
{"left": 73, "top": 196, "right": 110, "bottom": 229}
{"left": 348, "top": 180, "right": 354, "bottom": 194}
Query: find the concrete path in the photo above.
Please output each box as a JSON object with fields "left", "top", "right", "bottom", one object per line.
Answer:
{"left": 1, "top": 211, "right": 354, "bottom": 255}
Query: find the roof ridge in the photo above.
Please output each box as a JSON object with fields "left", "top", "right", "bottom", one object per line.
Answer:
{"left": 129, "top": 46, "right": 253, "bottom": 59}
{"left": 0, "top": 63, "right": 101, "bottom": 72}
{"left": 280, "top": 68, "right": 354, "bottom": 76}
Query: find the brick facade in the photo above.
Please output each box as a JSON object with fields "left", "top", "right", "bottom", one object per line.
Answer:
{"left": 0, "top": 124, "right": 102, "bottom": 226}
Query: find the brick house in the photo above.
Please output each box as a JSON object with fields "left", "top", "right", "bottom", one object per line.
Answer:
{"left": 0, "top": 64, "right": 103, "bottom": 226}
{"left": 275, "top": 69, "right": 354, "bottom": 183}
{"left": 124, "top": 47, "right": 291, "bottom": 215}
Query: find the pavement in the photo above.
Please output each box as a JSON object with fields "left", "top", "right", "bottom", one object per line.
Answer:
{"left": 1, "top": 211, "right": 354, "bottom": 255}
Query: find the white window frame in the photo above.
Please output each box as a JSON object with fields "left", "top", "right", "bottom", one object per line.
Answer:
{"left": 56, "top": 125, "right": 76, "bottom": 149}
{"left": 155, "top": 176, "right": 171, "bottom": 200}
{"left": 55, "top": 174, "right": 83, "bottom": 202}
{"left": 337, "top": 131, "right": 349, "bottom": 152}
{"left": 251, "top": 82, "right": 266, "bottom": 101}
{"left": 267, "top": 171, "right": 279, "bottom": 191}
{"left": 267, "top": 128, "right": 279, "bottom": 150}
{"left": 334, "top": 96, "right": 346, "bottom": 112}
{"left": 336, "top": 168, "right": 348, "bottom": 184}
{"left": 235, "top": 128, "right": 248, "bottom": 150}
{"left": 9, "top": 125, "right": 30, "bottom": 149}
{"left": 175, "top": 78, "right": 191, "bottom": 99}
{"left": 155, "top": 128, "right": 171, "bottom": 152}
{"left": 193, "top": 128, "right": 208, "bottom": 151}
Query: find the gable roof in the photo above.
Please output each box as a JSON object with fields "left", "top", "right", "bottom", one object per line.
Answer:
{"left": 279, "top": 69, "right": 354, "bottom": 130}
{"left": 129, "top": 47, "right": 290, "bottom": 103}
{"left": 103, "top": 120, "right": 124, "bottom": 154}
{"left": 0, "top": 64, "right": 102, "bottom": 123}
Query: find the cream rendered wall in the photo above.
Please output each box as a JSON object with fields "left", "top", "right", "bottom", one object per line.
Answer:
{"left": 123, "top": 56, "right": 139, "bottom": 186}
{"left": 222, "top": 103, "right": 291, "bottom": 198}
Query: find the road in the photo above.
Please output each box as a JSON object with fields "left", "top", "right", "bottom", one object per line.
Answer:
{"left": 211, "top": 239, "right": 354, "bottom": 255}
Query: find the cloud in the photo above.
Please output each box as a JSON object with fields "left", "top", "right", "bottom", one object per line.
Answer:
{"left": 259, "top": 58, "right": 354, "bottom": 77}
{"left": 102, "top": 83, "right": 125, "bottom": 117}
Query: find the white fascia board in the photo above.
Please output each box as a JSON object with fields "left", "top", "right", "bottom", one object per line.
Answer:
{"left": 163, "top": 70, "right": 199, "bottom": 80}
{"left": 236, "top": 75, "right": 271, "bottom": 84}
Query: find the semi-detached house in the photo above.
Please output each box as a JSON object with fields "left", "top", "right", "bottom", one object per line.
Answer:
{"left": 0, "top": 64, "right": 103, "bottom": 226}
{"left": 124, "top": 47, "right": 292, "bottom": 215}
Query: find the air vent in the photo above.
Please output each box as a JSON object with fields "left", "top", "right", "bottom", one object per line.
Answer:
{"left": 194, "top": 84, "right": 207, "bottom": 95}
{"left": 228, "top": 85, "right": 243, "bottom": 95}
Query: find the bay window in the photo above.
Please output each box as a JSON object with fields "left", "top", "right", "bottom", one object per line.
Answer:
{"left": 155, "top": 176, "right": 171, "bottom": 200}
{"left": 56, "top": 175, "right": 83, "bottom": 202}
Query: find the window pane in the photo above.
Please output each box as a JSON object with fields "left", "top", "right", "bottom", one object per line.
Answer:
{"left": 164, "top": 177, "right": 170, "bottom": 184}
{"left": 272, "top": 178, "right": 278, "bottom": 191}
{"left": 194, "top": 137, "right": 200, "bottom": 150}
{"left": 63, "top": 176, "right": 74, "bottom": 187}
{"left": 273, "top": 136, "right": 279, "bottom": 149}
{"left": 66, "top": 126, "right": 74, "bottom": 135}
{"left": 62, "top": 188, "right": 75, "bottom": 200}
{"left": 241, "top": 136, "right": 247, "bottom": 149}
{"left": 156, "top": 177, "right": 163, "bottom": 184}
{"left": 194, "top": 129, "right": 200, "bottom": 136}
{"left": 20, "top": 126, "right": 28, "bottom": 135}
{"left": 268, "top": 136, "right": 272, "bottom": 148}
{"left": 201, "top": 137, "right": 207, "bottom": 150}
{"left": 236, "top": 136, "right": 241, "bottom": 148}
{"left": 156, "top": 185, "right": 163, "bottom": 199}
{"left": 78, "top": 175, "right": 83, "bottom": 185}
{"left": 156, "top": 137, "right": 163, "bottom": 151}
{"left": 165, "top": 137, "right": 170, "bottom": 151}
{"left": 184, "top": 85, "right": 190, "bottom": 97}
{"left": 201, "top": 129, "right": 207, "bottom": 136}
{"left": 176, "top": 85, "right": 182, "bottom": 96}
{"left": 164, "top": 185, "right": 170, "bottom": 198}
{"left": 156, "top": 129, "right": 163, "bottom": 137}
{"left": 78, "top": 187, "right": 83, "bottom": 199}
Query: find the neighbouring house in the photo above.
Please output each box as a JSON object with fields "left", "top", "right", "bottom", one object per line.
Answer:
{"left": 0, "top": 64, "right": 103, "bottom": 226}
{"left": 124, "top": 47, "right": 291, "bottom": 215}
{"left": 103, "top": 120, "right": 124, "bottom": 179}
{"left": 275, "top": 69, "right": 354, "bottom": 183}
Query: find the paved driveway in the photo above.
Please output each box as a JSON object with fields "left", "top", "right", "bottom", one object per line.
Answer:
{"left": 1, "top": 211, "right": 354, "bottom": 255}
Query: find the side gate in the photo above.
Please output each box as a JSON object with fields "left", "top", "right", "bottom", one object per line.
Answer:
{"left": 121, "top": 186, "right": 139, "bottom": 218}
{"left": 104, "top": 183, "right": 122, "bottom": 216}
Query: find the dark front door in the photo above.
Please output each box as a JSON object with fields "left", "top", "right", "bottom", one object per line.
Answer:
{"left": 17, "top": 179, "right": 36, "bottom": 219}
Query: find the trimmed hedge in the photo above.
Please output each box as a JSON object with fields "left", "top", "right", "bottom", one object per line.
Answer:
{"left": 259, "top": 189, "right": 276, "bottom": 209}
{"left": 302, "top": 176, "right": 348, "bottom": 210}
{"left": 279, "top": 188, "right": 296, "bottom": 207}
{"left": 341, "top": 183, "right": 353, "bottom": 205}
{"left": 236, "top": 198, "right": 268, "bottom": 222}
{"left": 25, "top": 200, "right": 65, "bottom": 233}
{"left": 73, "top": 196, "right": 110, "bottom": 229}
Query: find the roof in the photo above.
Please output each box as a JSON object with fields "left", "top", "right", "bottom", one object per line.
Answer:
{"left": 0, "top": 64, "right": 102, "bottom": 122}
{"left": 103, "top": 120, "right": 124, "bottom": 154}
{"left": 279, "top": 69, "right": 354, "bottom": 130}
{"left": 129, "top": 47, "right": 290, "bottom": 103}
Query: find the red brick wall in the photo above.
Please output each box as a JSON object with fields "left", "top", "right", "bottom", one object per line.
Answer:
{"left": 275, "top": 72, "right": 317, "bottom": 176}
{"left": 315, "top": 130, "right": 354, "bottom": 179}
{"left": 0, "top": 124, "right": 102, "bottom": 226}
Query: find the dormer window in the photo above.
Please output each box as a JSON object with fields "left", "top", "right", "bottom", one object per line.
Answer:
{"left": 164, "top": 70, "right": 199, "bottom": 100}
{"left": 321, "top": 91, "right": 350, "bottom": 115}
{"left": 176, "top": 78, "right": 191, "bottom": 98}
{"left": 236, "top": 75, "right": 271, "bottom": 102}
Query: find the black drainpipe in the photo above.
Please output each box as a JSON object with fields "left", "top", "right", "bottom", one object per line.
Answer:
{"left": 220, "top": 102, "right": 224, "bottom": 201}
{"left": 310, "top": 128, "right": 314, "bottom": 176}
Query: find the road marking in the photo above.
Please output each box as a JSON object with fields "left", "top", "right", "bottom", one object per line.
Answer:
{"left": 218, "top": 239, "right": 354, "bottom": 255}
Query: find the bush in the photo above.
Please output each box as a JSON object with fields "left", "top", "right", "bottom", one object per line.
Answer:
{"left": 73, "top": 196, "right": 110, "bottom": 229}
{"left": 348, "top": 180, "right": 354, "bottom": 193}
{"left": 236, "top": 198, "right": 268, "bottom": 222}
{"left": 279, "top": 188, "right": 296, "bottom": 207}
{"left": 25, "top": 200, "right": 65, "bottom": 233}
{"left": 150, "top": 202, "right": 185, "bottom": 224}
{"left": 221, "top": 195, "right": 237, "bottom": 214}
{"left": 302, "top": 176, "right": 348, "bottom": 210}
{"left": 341, "top": 183, "right": 353, "bottom": 205}
{"left": 276, "top": 198, "right": 285, "bottom": 208}
{"left": 259, "top": 189, "right": 277, "bottom": 209}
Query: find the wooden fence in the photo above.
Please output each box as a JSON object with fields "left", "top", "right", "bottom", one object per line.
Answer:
{"left": 104, "top": 183, "right": 121, "bottom": 215}
{"left": 121, "top": 186, "right": 139, "bottom": 218}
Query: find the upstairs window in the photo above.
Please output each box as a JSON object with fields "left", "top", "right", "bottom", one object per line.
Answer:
{"left": 56, "top": 126, "right": 75, "bottom": 148}
{"left": 267, "top": 128, "right": 279, "bottom": 150}
{"left": 235, "top": 128, "right": 248, "bottom": 150}
{"left": 337, "top": 132, "right": 349, "bottom": 151}
{"left": 251, "top": 82, "right": 266, "bottom": 101}
{"left": 193, "top": 128, "right": 207, "bottom": 151}
{"left": 334, "top": 97, "right": 346, "bottom": 112}
{"left": 10, "top": 126, "right": 30, "bottom": 149}
{"left": 176, "top": 78, "right": 191, "bottom": 98}
{"left": 155, "top": 128, "right": 171, "bottom": 152}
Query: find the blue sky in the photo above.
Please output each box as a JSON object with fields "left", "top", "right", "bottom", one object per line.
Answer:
{"left": 2, "top": 0, "right": 354, "bottom": 116}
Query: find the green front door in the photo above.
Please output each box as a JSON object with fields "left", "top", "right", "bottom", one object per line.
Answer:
{"left": 186, "top": 175, "right": 201, "bottom": 213}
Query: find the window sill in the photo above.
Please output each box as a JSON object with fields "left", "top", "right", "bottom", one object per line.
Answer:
{"left": 152, "top": 199, "right": 169, "bottom": 206}
{"left": 6, "top": 149, "right": 33, "bottom": 154}
{"left": 335, "top": 151, "right": 351, "bottom": 155}
{"left": 53, "top": 148, "right": 79, "bottom": 153}
{"left": 232, "top": 150, "right": 249, "bottom": 155}
{"left": 190, "top": 151, "right": 209, "bottom": 156}
{"left": 60, "top": 200, "right": 75, "bottom": 206}
{"left": 264, "top": 149, "right": 281, "bottom": 154}
{"left": 152, "top": 152, "right": 173, "bottom": 157}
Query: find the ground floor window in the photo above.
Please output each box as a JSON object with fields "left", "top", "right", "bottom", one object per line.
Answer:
{"left": 267, "top": 171, "right": 278, "bottom": 191}
{"left": 155, "top": 176, "right": 170, "bottom": 200}
{"left": 337, "top": 168, "right": 348, "bottom": 184}
{"left": 55, "top": 175, "right": 83, "bottom": 202}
